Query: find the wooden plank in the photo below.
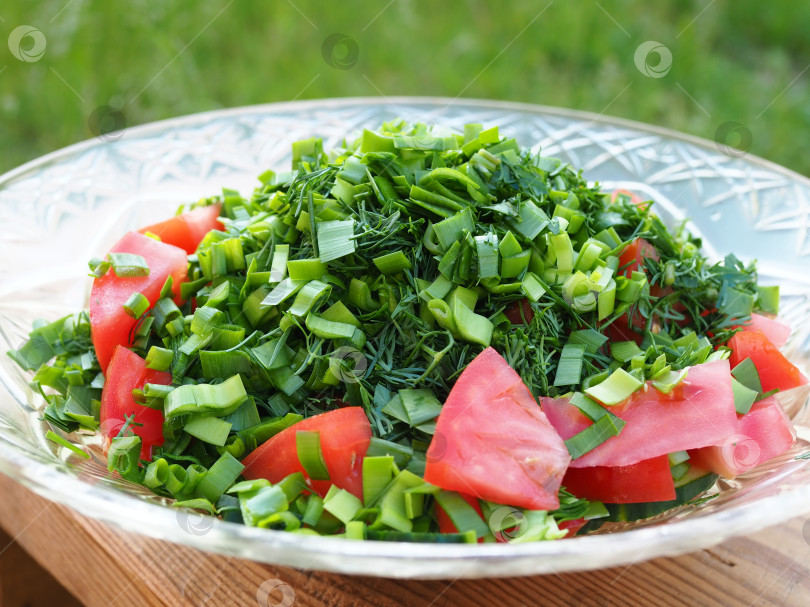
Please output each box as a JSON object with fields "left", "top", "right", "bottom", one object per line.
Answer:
{"left": 0, "top": 472, "right": 808, "bottom": 607}
{"left": 0, "top": 527, "right": 83, "bottom": 607}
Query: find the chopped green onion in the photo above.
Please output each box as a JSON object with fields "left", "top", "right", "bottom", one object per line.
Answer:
{"left": 433, "top": 208, "right": 474, "bottom": 251}
{"left": 242, "top": 485, "right": 289, "bottom": 527}
{"left": 446, "top": 285, "right": 478, "bottom": 310}
{"left": 422, "top": 275, "right": 453, "bottom": 301}
{"left": 427, "top": 299, "right": 457, "bottom": 334}
{"left": 521, "top": 272, "right": 547, "bottom": 302}
{"left": 184, "top": 415, "right": 233, "bottom": 446}
{"left": 568, "top": 329, "right": 608, "bottom": 354}
{"left": 144, "top": 458, "right": 169, "bottom": 489}
{"left": 376, "top": 469, "right": 425, "bottom": 533}
{"left": 757, "top": 286, "right": 779, "bottom": 315}
{"left": 190, "top": 306, "right": 222, "bottom": 335}
{"left": 344, "top": 520, "right": 366, "bottom": 540}
{"left": 500, "top": 250, "right": 531, "bottom": 279}
{"left": 651, "top": 369, "right": 688, "bottom": 394}
{"left": 553, "top": 344, "right": 586, "bottom": 387}
{"left": 317, "top": 219, "right": 356, "bottom": 263}
{"left": 287, "top": 258, "right": 326, "bottom": 281}
{"left": 108, "top": 252, "right": 150, "bottom": 277}
{"left": 145, "top": 346, "right": 173, "bottom": 371}
{"left": 88, "top": 257, "right": 111, "bottom": 277}
{"left": 223, "top": 397, "right": 261, "bottom": 432}
{"left": 237, "top": 413, "right": 302, "bottom": 452}
{"left": 262, "top": 278, "right": 307, "bottom": 307}
{"left": 107, "top": 435, "right": 143, "bottom": 482}
{"left": 323, "top": 485, "right": 363, "bottom": 524}
{"left": 362, "top": 455, "right": 396, "bottom": 505}
{"left": 437, "top": 240, "right": 462, "bottom": 278}
{"left": 304, "top": 312, "right": 355, "bottom": 340}
{"left": 434, "top": 491, "right": 490, "bottom": 539}
{"left": 452, "top": 298, "right": 493, "bottom": 347}
{"left": 373, "top": 251, "right": 412, "bottom": 275}
{"left": 45, "top": 430, "right": 90, "bottom": 459}
{"left": 347, "top": 278, "right": 378, "bottom": 311}
{"left": 199, "top": 350, "right": 253, "bottom": 378}
{"left": 508, "top": 200, "right": 549, "bottom": 240}
{"left": 194, "top": 452, "right": 245, "bottom": 503}
{"left": 399, "top": 389, "right": 443, "bottom": 425}
{"left": 320, "top": 301, "right": 361, "bottom": 327}
{"left": 296, "top": 430, "right": 330, "bottom": 481}
{"left": 718, "top": 286, "right": 755, "bottom": 321}
{"left": 731, "top": 357, "right": 763, "bottom": 393}
{"left": 302, "top": 494, "right": 324, "bottom": 527}
{"left": 585, "top": 367, "right": 643, "bottom": 406}
{"left": 269, "top": 244, "right": 290, "bottom": 282}
{"left": 564, "top": 414, "right": 625, "bottom": 460}
{"left": 498, "top": 230, "right": 522, "bottom": 258}
{"left": 172, "top": 498, "right": 217, "bottom": 516}
{"left": 277, "top": 471, "right": 308, "bottom": 502}
{"left": 288, "top": 279, "right": 331, "bottom": 317}
{"left": 611, "top": 340, "right": 644, "bottom": 363}
{"left": 475, "top": 234, "right": 499, "bottom": 279}
{"left": 569, "top": 392, "right": 609, "bottom": 422}
{"left": 164, "top": 374, "right": 248, "bottom": 418}
{"left": 731, "top": 376, "right": 758, "bottom": 415}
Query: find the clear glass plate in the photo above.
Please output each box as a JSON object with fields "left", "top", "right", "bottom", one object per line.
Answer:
{"left": 1, "top": 97, "right": 809, "bottom": 579}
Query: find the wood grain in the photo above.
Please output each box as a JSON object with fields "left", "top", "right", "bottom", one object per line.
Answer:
{"left": 0, "top": 527, "right": 83, "bottom": 606}
{"left": 0, "top": 472, "right": 808, "bottom": 607}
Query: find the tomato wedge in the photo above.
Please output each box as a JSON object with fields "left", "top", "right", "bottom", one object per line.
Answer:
{"left": 504, "top": 298, "right": 534, "bottom": 325}
{"left": 618, "top": 238, "right": 659, "bottom": 278}
{"left": 89, "top": 231, "right": 188, "bottom": 373}
{"left": 542, "top": 359, "right": 738, "bottom": 468}
{"left": 99, "top": 345, "right": 171, "bottom": 460}
{"left": 558, "top": 518, "right": 587, "bottom": 538}
{"left": 138, "top": 204, "right": 223, "bottom": 254}
{"left": 562, "top": 455, "right": 676, "bottom": 503}
{"left": 728, "top": 330, "right": 808, "bottom": 394}
{"left": 738, "top": 313, "right": 791, "bottom": 349}
{"left": 688, "top": 396, "right": 796, "bottom": 478}
{"left": 424, "top": 347, "right": 571, "bottom": 511}
{"left": 242, "top": 407, "right": 371, "bottom": 500}
{"left": 611, "top": 188, "right": 647, "bottom": 207}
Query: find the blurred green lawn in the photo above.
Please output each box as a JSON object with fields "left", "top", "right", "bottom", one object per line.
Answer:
{"left": 2, "top": 1, "right": 809, "bottom": 175}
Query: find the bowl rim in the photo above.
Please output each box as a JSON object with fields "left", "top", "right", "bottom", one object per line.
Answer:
{"left": 1, "top": 96, "right": 809, "bottom": 579}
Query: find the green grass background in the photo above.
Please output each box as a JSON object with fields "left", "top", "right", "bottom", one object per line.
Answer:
{"left": 2, "top": 0, "right": 809, "bottom": 175}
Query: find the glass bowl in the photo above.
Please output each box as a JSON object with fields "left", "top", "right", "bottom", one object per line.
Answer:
{"left": 1, "top": 97, "right": 809, "bottom": 579}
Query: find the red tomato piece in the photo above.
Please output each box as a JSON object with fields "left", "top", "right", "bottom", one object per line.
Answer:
{"left": 610, "top": 189, "right": 647, "bottom": 207}
{"left": 99, "top": 345, "right": 171, "bottom": 460}
{"left": 90, "top": 231, "right": 188, "bottom": 373}
{"left": 562, "top": 455, "right": 676, "bottom": 503}
{"left": 618, "top": 238, "right": 659, "bottom": 278}
{"left": 558, "top": 518, "right": 587, "bottom": 538}
{"left": 738, "top": 313, "right": 791, "bottom": 349}
{"left": 423, "top": 347, "right": 571, "bottom": 511}
{"left": 542, "top": 359, "right": 738, "bottom": 468}
{"left": 688, "top": 396, "right": 797, "bottom": 478}
{"left": 504, "top": 299, "right": 534, "bottom": 325}
{"left": 138, "top": 204, "right": 223, "bottom": 254}
{"left": 603, "top": 314, "right": 644, "bottom": 345}
{"left": 728, "top": 330, "right": 808, "bottom": 394}
{"left": 241, "top": 407, "right": 372, "bottom": 501}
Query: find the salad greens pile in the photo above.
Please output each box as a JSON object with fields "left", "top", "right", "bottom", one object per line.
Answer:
{"left": 9, "top": 119, "right": 775, "bottom": 541}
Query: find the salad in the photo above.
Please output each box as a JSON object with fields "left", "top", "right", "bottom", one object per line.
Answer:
{"left": 8, "top": 120, "right": 807, "bottom": 543}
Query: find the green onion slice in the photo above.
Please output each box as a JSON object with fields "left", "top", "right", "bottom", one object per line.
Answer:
{"left": 296, "top": 430, "right": 330, "bottom": 481}
{"left": 108, "top": 252, "right": 150, "bottom": 277}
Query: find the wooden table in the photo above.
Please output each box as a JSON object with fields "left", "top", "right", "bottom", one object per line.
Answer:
{"left": 0, "top": 472, "right": 808, "bottom": 607}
